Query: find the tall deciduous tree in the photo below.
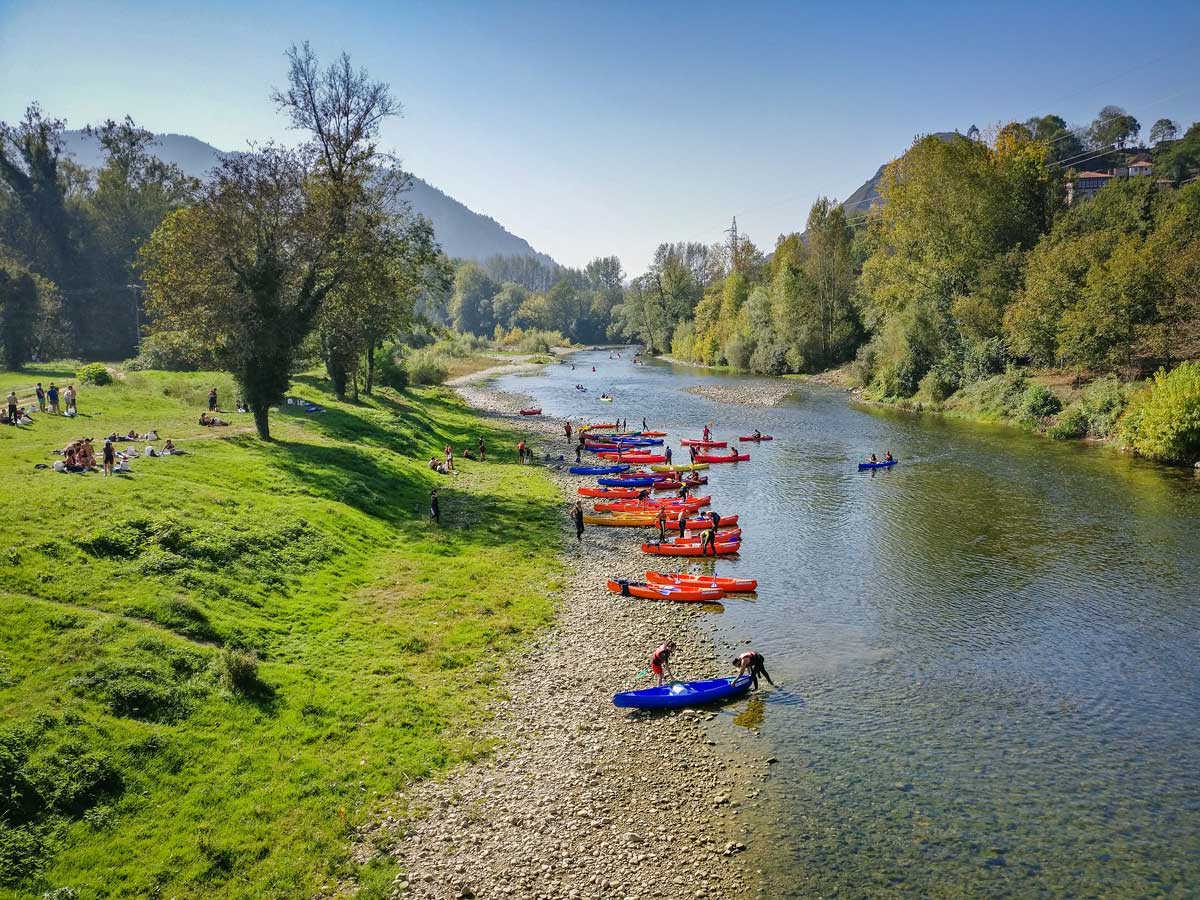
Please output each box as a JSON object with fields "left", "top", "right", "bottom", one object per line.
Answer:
{"left": 140, "top": 146, "right": 344, "bottom": 439}
{"left": 1089, "top": 105, "right": 1140, "bottom": 150}
{"left": 0, "top": 267, "right": 39, "bottom": 369}
{"left": 1149, "top": 118, "right": 1179, "bottom": 145}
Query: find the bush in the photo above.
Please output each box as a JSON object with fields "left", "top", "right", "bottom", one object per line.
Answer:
{"left": 1076, "top": 376, "right": 1126, "bottom": 437}
{"left": 1021, "top": 383, "right": 1062, "bottom": 424}
{"left": 962, "top": 337, "right": 1007, "bottom": 383}
{"left": 517, "top": 330, "right": 563, "bottom": 354}
{"left": 216, "top": 649, "right": 260, "bottom": 695}
{"left": 1119, "top": 361, "right": 1200, "bottom": 462}
{"left": 1049, "top": 405, "right": 1089, "bottom": 440}
{"left": 75, "top": 363, "right": 111, "bottom": 386}
{"left": 918, "top": 365, "right": 958, "bottom": 402}
{"left": 375, "top": 349, "right": 408, "bottom": 391}
{"left": 405, "top": 349, "right": 448, "bottom": 386}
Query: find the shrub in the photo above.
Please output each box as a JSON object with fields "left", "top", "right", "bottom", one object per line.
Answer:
{"left": 1020, "top": 383, "right": 1062, "bottom": 424}
{"left": 918, "top": 365, "right": 958, "bottom": 402}
{"left": 375, "top": 349, "right": 408, "bottom": 391}
{"left": 1076, "top": 376, "right": 1126, "bottom": 437}
{"left": 405, "top": 349, "right": 448, "bottom": 386}
{"left": 1119, "top": 361, "right": 1200, "bottom": 462}
{"left": 1049, "top": 405, "right": 1089, "bottom": 440}
{"left": 216, "top": 649, "right": 260, "bottom": 695}
{"left": 75, "top": 363, "right": 111, "bottom": 386}
{"left": 517, "top": 330, "right": 563, "bottom": 354}
{"left": 962, "top": 337, "right": 1007, "bottom": 383}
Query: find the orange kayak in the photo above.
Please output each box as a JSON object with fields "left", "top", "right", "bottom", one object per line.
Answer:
{"left": 669, "top": 528, "right": 742, "bottom": 544}
{"left": 641, "top": 541, "right": 739, "bottom": 557}
{"left": 646, "top": 571, "right": 758, "bottom": 592}
{"left": 606, "top": 579, "right": 724, "bottom": 603}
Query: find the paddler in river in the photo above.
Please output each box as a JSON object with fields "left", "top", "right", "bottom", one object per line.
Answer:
{"left": 884, "top": 450, "right": 894, "bottom": 462}
{"left": 677, "top": 481, "right": 691, "bottom": 500}
{"left": 752, "top": 428, "right": 762, "bottom": 440}
{"left": 867, "top": 453, "right": 878, "bottom": 464}
{"left": 703, "top": 423, "right": 712, "bottom": 441}
{"left": 732, "top": 650, "right": 774, "bottom": 691}
{"left": 650, "top": 640, "right": 677, "bottom": 686}
{"left": 571, "top": 501, "right": 585, "bottom": 542}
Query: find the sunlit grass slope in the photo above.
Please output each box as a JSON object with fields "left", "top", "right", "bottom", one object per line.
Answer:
{"left": 0, "top": 363, "right": 563, "bottom": 899}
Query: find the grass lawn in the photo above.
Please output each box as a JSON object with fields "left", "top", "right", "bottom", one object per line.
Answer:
{"left": 0, "top": 363, "right": 564, "bottom": 899}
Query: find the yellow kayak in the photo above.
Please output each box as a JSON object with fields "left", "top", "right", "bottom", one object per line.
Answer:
{"left": 650, "top": 463, "right": 710, "bottom": 473}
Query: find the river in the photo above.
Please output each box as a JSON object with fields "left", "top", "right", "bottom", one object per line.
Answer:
{"left": 494, "top": 349, "right": 1200, "bottom": 899}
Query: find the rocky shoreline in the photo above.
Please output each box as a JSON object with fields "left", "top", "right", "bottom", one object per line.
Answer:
{"left": 354, "top": 372, "right": 779, "bottom": 900}
{"left": 683, "top": 382, "right": 796, "bottom": 408}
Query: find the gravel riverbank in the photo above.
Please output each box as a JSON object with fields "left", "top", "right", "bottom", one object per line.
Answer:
{"left": 355, "top": 372, "right": 779, "bottom": 900}
{"left": 683, "top": 382, "right": 796, "bottom": 407}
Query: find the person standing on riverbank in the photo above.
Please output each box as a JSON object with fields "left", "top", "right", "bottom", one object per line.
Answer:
{"left": 47, "top": 383, "right": 59, "bottom": 415}
{"left": 650, "top": 640, "right": 677, "bottom": 686}
{"left": 35, "top": 383, "right": 45, "bottom": 412}
{"left": 571, "top": 501, "right": 585, "bottom": 541}
{"left": 656, "top": 507, "right": 668, "bottom": 541}
{"left": 564, "top": 422, "right": 572, "bottom": 443}
{"left": 733, "top": 650, "right": 774, "bottom": 691}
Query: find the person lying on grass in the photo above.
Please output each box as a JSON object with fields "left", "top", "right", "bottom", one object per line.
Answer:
{"left": 198, "top": 412, "right": 229, "bottom": 426}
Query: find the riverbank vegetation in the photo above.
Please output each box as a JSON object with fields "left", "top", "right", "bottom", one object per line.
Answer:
{"left": 606, "top": 107, "right": 1200, "bottom": 462}
{"left": 0, "top": 363, "right": 561, "bottom": 898}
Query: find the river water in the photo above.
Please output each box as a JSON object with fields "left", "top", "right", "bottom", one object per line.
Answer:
{"left": 494, "top": 349, "right": 1200, "bottom": 899}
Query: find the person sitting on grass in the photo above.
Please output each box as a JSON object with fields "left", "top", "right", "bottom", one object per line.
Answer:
{"left": 199, "top": 412, "right": 230, "bottom": 427}
{"left": 650, "top": 640, "right": 678, "bottom": 686}
{"left": 163, "top": 439, "right": 183, "bottom": 455}
{"left": 732, "top": 650, "right": 774, "bottom": 691}
{"left": 79, "top": 439, "right": 97, "bottom": 469}
{"left": 462, "top": 447, "right": 476, "bottom": 460}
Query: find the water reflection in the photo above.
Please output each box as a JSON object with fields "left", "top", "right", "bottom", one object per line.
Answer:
{"left": 498, "top": 350, "right": 1200, "bottom": 899}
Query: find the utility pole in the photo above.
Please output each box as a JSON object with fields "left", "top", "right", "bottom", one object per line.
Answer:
{"left": 725, "top": 217, "right": 739, "bottom": 273}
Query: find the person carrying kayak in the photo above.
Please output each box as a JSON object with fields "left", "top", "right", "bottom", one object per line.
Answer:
{"left": 571, "top": 501, "right": 585, "bottom": 541}
{"left": 732, "top": 650, "right": 774, "bottom": 691}
{"left": 650, "top": 640, "right": 677, "bottom": 686}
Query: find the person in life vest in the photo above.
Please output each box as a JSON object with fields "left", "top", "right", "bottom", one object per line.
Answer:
{"left": 650, "top": 640, "right": 677, "bottom": 686}
{"left": 656, "top": 506, "right": 668, "bottom": 541}
{"left": 703, "top": 423, "right": 711, "bottom": 441}
{"left": 700, "top": 526, "right": 716, "bottom": 556}
{"left": 732, "top": 650, "right": 774, "bottom": 691}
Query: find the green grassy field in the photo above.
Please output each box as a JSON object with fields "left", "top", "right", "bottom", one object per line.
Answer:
{"left": 0, "top": 363, "right": 564, "bottom": 899}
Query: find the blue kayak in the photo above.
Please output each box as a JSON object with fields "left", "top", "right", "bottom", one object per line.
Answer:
{"left": 598, "top": 476, "right": 656, "bottom": 487}
{"left": 858, "top": 459, "right": 898, "bottom": 470}
{"left": 570, "top": 464, "right": 631, "bottom": 476}
{"left": 613, "top": 676, "right": 752, "bottom": 710}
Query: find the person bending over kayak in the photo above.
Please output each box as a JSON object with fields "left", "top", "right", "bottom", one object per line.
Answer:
{"left": 677, "top": 482, "right": 691, "bottom": 500}
{"left": 651, "top": 640, "right": 677, "bottom": 686}
{"left": 709, "top": 510, "right": 721, "bottom": 532}
{"left": 571, "top": 501, "right": 585, "bottom": 541}
{"left": 733, "top": 650, "right": 774, "bottom": 691}
{"left": 700, "top": 527, "right": 716, "bottom": 556}
{"left": 637, "top": 488, "right": 652, "bottom": 501}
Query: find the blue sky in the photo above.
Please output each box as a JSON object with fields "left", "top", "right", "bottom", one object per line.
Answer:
{"left": 2, "top": 0, "right": 1198, "bottom": 273}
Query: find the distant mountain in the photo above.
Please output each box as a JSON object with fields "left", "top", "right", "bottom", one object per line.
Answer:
{"left": 60, "top": 130, "right": 556, "bottom": 267}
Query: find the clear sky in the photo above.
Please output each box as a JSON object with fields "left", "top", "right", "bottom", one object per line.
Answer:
{"left": 2, "top": 0, "right": 1198, "bottom": 274}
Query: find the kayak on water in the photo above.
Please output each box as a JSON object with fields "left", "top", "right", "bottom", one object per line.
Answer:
{"left": 738, "top": 435, "right": 773, "bottom": 442}
{"left": 597, "top": 476, "right": 658, "bottom": 487}
{"left": 650, "top": 463, "right": 710, "bottom": 473}
{"left": 519, "top": 408, "right": 541, "bottom": 415}
{"left": 680, "top": 438, "right": 728, "bottom": 448}
{"left": 695, "top": 453, "right": 750, "bottom": 463}
{"left": 605, "top": 579, "right": 723, "bottom": 603}
{"left": 577, "top": 486, "right": 641, "bottom": 499}
{"left": 613, "top": 470, "right": 669, "bottom": 480}
{"left": 654, "top": 476, "right": 708, "bottom": 489}
{"left": 858, "top": 459, "right": 898, "bottom": 470}
{"left": 599, "top": 397, "right": 613, "bottom": 402}
{"left": 581, "top": 423, "right": 617, "bottom": 431}
{"left": 641, "top": 540, "right": 739, "bottom": 557}
{"left": 670, "top": 529, "right": 742, "bottom": 545}
{"left": 646, "top": 571, "right": 758, "bottom": 592}
{"left": 569, "top": 464, "right": 631, "bottom": 476}
{"left": 613, "top": 676, "right": 752, "bottom": 710}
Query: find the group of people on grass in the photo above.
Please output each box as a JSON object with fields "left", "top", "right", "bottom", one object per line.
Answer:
{"left": 52, "top": 432, "right": 181, "bottom": 475}
{"left": 5, "top": 382, "right": 78, "bottom": 425}
{"left": 429, "top": 439, "right": 488, "bottom": 476}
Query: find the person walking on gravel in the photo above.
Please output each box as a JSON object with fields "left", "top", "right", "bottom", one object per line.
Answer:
{"left": 571, "top": 501, "right": 585, "bottom": 541}
{"left": 564, "top": 422, "right": 572, "bottom": 443}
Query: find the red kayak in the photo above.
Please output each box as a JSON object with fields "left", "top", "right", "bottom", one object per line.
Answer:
{"left": 642, "top": 540, "right": 739, "bottom": 557}
{"left": 646, "top": 571, "right": 758, "bottom": 592}
{"left": 577, "top": 486, "right": 641, "bottom": 499}
{"left": 670, "top": 528, "right": 742, "bottom": 544}
{"left": 695, "top": 453, "right": 749, "bottom": 463}
{"left": 606, "top": 579, "right": 723, "bottom": 603}
{"left": 652, "top": 480, "right": 682, "bottom": 491}
{"left": 738, "top": 435, "right": 773, "bottom": 442}
{"left": 520, "top": 408, "right": 542, "bottom": 415}
{"left": 595, "top": 497, "right": 710, "bottom": 513}
{"left": 680, "top": 438, "right": 727, "bottom": 448}
{"left": 597, "top": 453, "right": 667, "bottom": 463}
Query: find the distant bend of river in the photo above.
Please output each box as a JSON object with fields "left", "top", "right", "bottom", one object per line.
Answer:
{"left": 495, "top": 350, "right": 1200, "bottom": 899}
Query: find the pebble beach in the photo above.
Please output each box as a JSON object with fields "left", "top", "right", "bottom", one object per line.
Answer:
{"left": 355, "top": 366, "right": 779, "bottom": 900}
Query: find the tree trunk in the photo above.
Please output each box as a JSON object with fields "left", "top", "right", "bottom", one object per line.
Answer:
{"left": 329, "top": 358, "right": 349, "bottom": 401}
{"left": 365, "top": 344, "right": 375, "bottom": 395}
{"left": 252, "top": 403, "right": 271, "bottom": 440}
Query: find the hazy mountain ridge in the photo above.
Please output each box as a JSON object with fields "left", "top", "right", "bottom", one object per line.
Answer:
{"left": 60, "top": 130, "right": 556, "bottom": 266}
{"left": 838, "top": 131, "right": 961, "bottom": 218}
